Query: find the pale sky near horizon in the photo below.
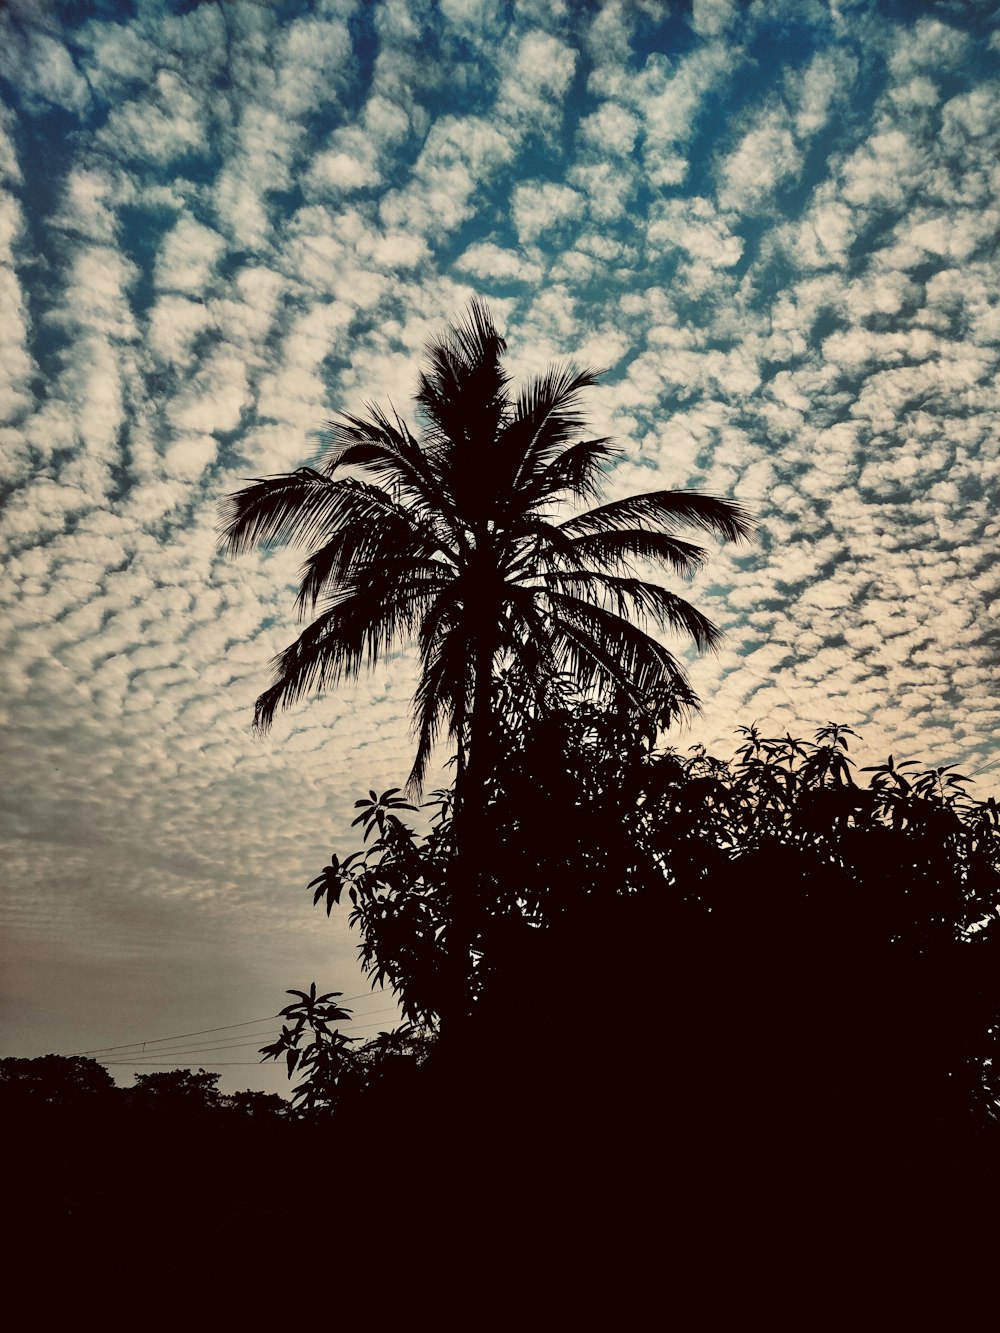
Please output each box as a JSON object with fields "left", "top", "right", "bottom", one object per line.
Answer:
{"left": 1, "top": 0, "right": 998, "bottom": 1097}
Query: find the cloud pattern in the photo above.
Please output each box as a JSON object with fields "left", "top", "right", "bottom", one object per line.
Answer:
{"left": 1, "top": 0, "right": 998, "bottom": 1089}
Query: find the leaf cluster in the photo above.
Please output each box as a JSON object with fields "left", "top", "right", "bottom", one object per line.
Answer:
{"left": 258, "top": 982, "right": 434, "bottom": 1115}
{"left": 286, "top": 704, "right": 999, "bottom": 1126}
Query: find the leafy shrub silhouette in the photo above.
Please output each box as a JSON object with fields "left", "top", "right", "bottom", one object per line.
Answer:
{"left": 278, "top": 702, "right": 998, "bottom": 1168}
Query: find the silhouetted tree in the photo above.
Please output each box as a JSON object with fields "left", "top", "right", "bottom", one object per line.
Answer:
{"left": 222, "top": 1089, "right": 291, "bottom": 1120}
{"left": 259, "top": 983, "right": 434, "bottom": 1115}
{"left": 128, "top": 1066, "right": 222, "bottom": 1116}
{"left": 220, "top": 301, "right": 750, "bottom": 786}
{"left": 221, "top": 301, "right": 752, "bottom": 1019}
{"left": 0, "top": 1054, "right": 115, "bottom": 1109}
{"left": 291, "top": 710, "right": 998, "bottom": 1153}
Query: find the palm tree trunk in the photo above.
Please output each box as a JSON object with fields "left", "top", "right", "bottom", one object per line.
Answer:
{"left": 447, "top": 620, "right": 496, "bottom": 1035}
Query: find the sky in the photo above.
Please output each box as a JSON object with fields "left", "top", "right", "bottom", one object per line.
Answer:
{"left": 1, "top": 0, "right": 998, "bottom": 1097}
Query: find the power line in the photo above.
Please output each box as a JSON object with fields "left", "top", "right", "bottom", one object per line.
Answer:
{"left": 95, "top": 1036, "right": 282, "bottom": 1063}
{"left": 69, "top": 990, "right": 401, "bottom": 1058}
{"left": 101, "top": 1062, "right": 277, "bottom": 1067}
{"left": 88, "top": 1010, "right": 405, "bottom": 1066}
{"left": 72, "top": 1015, "right": 282, "bottom": 1056}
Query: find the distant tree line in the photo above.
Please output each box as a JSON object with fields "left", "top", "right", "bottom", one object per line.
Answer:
{"left": 0, "top": 1055, "right": 290, "bottom": 1118}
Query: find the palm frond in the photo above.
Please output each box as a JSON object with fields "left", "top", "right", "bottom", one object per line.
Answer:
{"left": 559, "top": 528, "right": 709, "bottom": 578}
{"left": 409, "top": 626, "right": 472, "bottom": 792}
{"left": 540, "top": 571, "right": 722, "bottom": 651}
{"left": 544, "top": 590, "right": 692, "bottom": 705}
{"left": 497, "top": 365, "right": 605, "bottom": 499}
{"left": 515, "top": 437, "right": 619, "bottom": 510}
{"left": 451, "top": 296, "right": 508, "bottom": 367}
{"left": 416, "top": 300, "right": 510, "bottom": 450}
{"left": 219, "top": 471, "right": 375, "bottom": 556}
{"left": 560, "top": 491, "right": 755, "bottom": 545}
{"left": 254, "top": 570, "right": 447, "bottom": 731}
{"left": 513, "top": 364, "right": 604, "bottom": 451}
{"left": 499, "top": 587, "right": 562, "bottom": 714}
{"left": 296, "top": 503, "right": 454, "bottom": 615}
{"left": 320, "top": 408, "right": 456, "bottom": 523}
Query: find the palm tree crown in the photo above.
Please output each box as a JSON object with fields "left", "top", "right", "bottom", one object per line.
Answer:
{"left": 220, "top": 301, "right": 753, "bottom": 791}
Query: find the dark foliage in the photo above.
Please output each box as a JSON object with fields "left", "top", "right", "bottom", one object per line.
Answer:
{"left": 0, "top": 1053, "right": 116, "bottom": 1108}
{"left": 258, "top": 983, "right": 434, "bottom": 1115}
{"left": 246, "top": 707, "right": 998, "bottom": 1314}
{"left": 219, "top": 300, "right": 751, "bottom": 792}
{"left": 283, "top": 703, "right": 998, "bottom": 1171}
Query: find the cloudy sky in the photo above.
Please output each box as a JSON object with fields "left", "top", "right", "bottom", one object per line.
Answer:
{"left": 1, "top": 0, "right": 998, "bottom": 1095}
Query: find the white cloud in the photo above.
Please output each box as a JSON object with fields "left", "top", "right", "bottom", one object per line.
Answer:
{"left": 579, "top": 102, "right": 640, "bottom": 157}
{"left": 512, "top": 181, "right": 584, "bottom": 244}
{"left": 308, "top": 149, "right": 381, "bottom": 194}
{"left": 147, "top": 295, "right": 214, "bottom": 371}
{"left": 584, "top": 0, "right": 635, "bottom": 75}
{"left": 691, "top": 0, "right": 738, "bottom": 38}
{"left": 717, "top": 107, "right": 802, "bottom": 213}
{"left": 66, "top": 338, "right": 128, "bottom": 461}
{"left": 274, "top": 16, "right": 353, "bottom": 117}
{"left": 45, "top": 245, "right": 139, "bottom": 355}
{"left": 440, "top": 0, "right": 504, "bottom": 36}
{"left": 154, "top": 216, "right": 226, "bottom": 295}
{"left": 211, "top": 105, "right": 303, "bottom": 249}
{"left": 0, "top": 106, "right": 23, "bottom": 186}
{"left": 380, "top": 115, "right": 514, "bottom": 235}
{"left": 497, "top": 29, "right": 577, "bottom": 128}
{"left": 360, "top": 230, "right": 430, "bottom": 271}
{"left": 212, "top": 169, "right": 273, "bottom": 251}
{"left": 363, "top": 94, "right": 413, "bottom": 146}
{"left": 76, "top": 18, "right": 156, "bottom": 99}
{"left": 0, "top": 25, "right": 89, "bottom": 112}
{"left": 256, "top": 364, "right": 329, "bottom": 430}
{"left": 455, "top": 241, "right": 543, "bottom": 284}
{"left": 785, "top": 49, "right": 857, "bottom": 138}
{"left": 626, "top": 43, "right": 740, "bottom": 187}
{"left": 162, "top": 434, "right": 218, "bottom": 482}
{"left": 888, "top": 76, "right": 939, "bottom": 111}
{"left": 97, "top": 71, "right": 205, "bottom": 165}
{"left": 889, "top": 18, "right": 968, "bottom": 77}
{"left": 790, "top": 194, "right": 856, "bottom": 268}
{"left": 52, "top": 168, "right": 123, "bottom": 242}
{"left": 647, "top": 197, "right": 743, "bottom": 268}
{"left": 839, "top": 129, "right": 925, "bottom": 209}
{"left": 941, "top": 85, "right": 1000, "bottom": 143}
{"left": 568, "top": 161, "right": 637, "bottom": 222}
{"left": 0, "top": 263, "right": 32, "bottom": 425}
{"left": 168, "top": 351, "right": 250, "bottom": 436}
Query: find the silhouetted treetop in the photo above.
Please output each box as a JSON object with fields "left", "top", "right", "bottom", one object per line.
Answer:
{"left": 0, "top": 1054, "right": 115, "bottom": 1108}
{"left": 219, "top": 300, "right": 753, "bottom": 792}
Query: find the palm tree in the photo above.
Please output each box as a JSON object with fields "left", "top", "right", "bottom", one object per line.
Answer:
{"left": 220, "top": 300, "right": 753, "bottom": 807}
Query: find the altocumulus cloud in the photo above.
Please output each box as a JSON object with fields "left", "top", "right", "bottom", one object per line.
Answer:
{"left": 0, "top": 0, "right": 998, "bottom": 1089}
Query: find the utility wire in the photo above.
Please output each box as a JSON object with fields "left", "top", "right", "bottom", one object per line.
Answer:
{"left": 72, "top": 1015, "right": 282, "bottom": 1056}
{"left": 70, "top": 990, "right": 400, "bottom": 1057}
{"left": 94, "top": 1036, "right": 283, "bottom": 1063}
{"left": 89, "top": 1009, "right": 405, "bottom": 1065}
{"left": 100, "top": 1062, "right": 280, "bottom": 1067}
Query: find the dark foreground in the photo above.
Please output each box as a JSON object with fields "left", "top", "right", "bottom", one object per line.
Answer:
{"left": 9, "top": 898, "right": 999, "bottom": 1320}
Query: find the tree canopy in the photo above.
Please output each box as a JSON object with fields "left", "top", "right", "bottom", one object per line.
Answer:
{"left": 220, "top": 300, "right": 752, "bottom": 791}
{"left": 285, "top": 704, "right": 998, "bottom": 1148}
